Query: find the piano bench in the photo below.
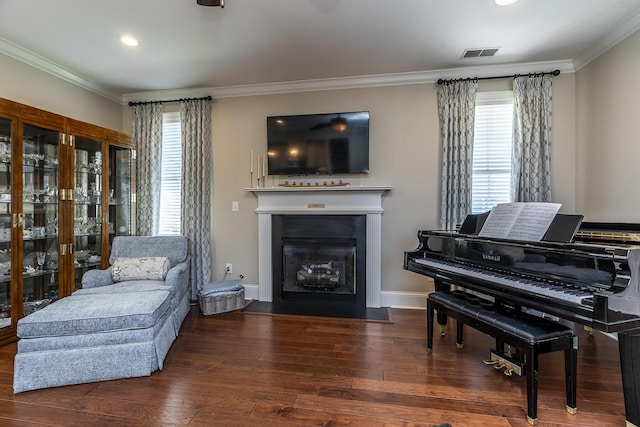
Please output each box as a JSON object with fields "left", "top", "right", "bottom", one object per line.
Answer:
{"left": 426, "top": 290, "right": 577, "bottom": 426}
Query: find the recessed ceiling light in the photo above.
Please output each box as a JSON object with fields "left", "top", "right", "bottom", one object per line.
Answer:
{"left": 495, "top": 0, "right": 518, "bottom": 5}
{"left": 119, "top": 35, "right": 139, "bottom": 47}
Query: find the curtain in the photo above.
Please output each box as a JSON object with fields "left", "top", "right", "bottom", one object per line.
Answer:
{"left": 132, "top": 103, "right": 163, "bottom": 236}
{"left": 180, "top": 98, "right": 213, "bottom": 299}
{"left": 437, "top": 80, "right": 478, "bottom": 230}
{"left": 512, "top": 75, "right": 553, "bottom": 202}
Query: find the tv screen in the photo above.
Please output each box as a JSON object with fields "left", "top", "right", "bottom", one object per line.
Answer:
{"left": 266, "top": 111, "right": 369, "bottom": 175}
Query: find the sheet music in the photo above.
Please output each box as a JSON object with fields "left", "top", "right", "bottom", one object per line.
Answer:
{"left": 478, "top": 202, "right": 561, "bottom": 241}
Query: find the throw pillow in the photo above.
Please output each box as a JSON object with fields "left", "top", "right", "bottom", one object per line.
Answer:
{"left": 112, "top": 257, "right": 171, "bottom": 282}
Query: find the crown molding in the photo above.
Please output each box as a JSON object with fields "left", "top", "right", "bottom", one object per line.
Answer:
{"left": 573, "top": 10, "right": 640, "bottom": 71}
{"left": 0, "top": 37, "right": 122, "bottom": 103}
{"left": 123, "top": 59, "right": 575, "bottom": 104}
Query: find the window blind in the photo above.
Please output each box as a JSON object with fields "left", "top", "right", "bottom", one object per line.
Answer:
{"left": 471, "top": 91, "right": 514, "bottom": 214}
{"left": 158, "top": 111, "right": 182, "bottom": 235}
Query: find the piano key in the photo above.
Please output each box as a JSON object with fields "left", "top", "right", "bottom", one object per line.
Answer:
{"left": 414, "top": 258, "right": 592, "bottom": 305}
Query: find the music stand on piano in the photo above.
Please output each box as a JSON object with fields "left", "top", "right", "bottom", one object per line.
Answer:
{"left": 542, "top": 214, "right": 584, "bottom": 243}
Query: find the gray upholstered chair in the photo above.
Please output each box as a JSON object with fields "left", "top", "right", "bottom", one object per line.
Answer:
{"left": 13, "top": 236, "right": 190, "bottom": 393}
{"left": 79, "top": 235, "right": 191, "bottom": 334}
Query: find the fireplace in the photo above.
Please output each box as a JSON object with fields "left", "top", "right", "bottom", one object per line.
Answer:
{"left": 272, "top": 215, "right": 366, "bottom": 306}
{"left": 249, "top": 186, "right": 391, "bottom": 308}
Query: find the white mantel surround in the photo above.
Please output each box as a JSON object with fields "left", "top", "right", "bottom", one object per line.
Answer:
{"left": 248, "top": 186, "right": 391, "bottom": 308}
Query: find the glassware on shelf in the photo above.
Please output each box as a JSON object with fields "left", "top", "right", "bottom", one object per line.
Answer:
{"left": 46, "top": 218, "right": 58, "bottom": 236}
{"left": 89, "top": 153, "right": 102, "bottom": 174}
{"left": 36, "top": 252, "right": 46, "bottom": 271}
{"left": 23, "top": 153, "right": 44, "bottom": 167}
{"left": 44, "top": 157, "right": 58, "bottom": 168}
{"left": 74, "top": 186, "right": 90, "bottom": 204}
{"left": 0, "top": 141, "right": 10, "bottom": 163}
{"left": 32, "top": 226, "right": 45, "bottom": 239}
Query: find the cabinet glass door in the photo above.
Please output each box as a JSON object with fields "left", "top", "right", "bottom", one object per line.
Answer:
{"left": 22, "top": 124, "right": 60, "bottom": 316}
{"left": 108, "top": 146, "right": 133, "bottom": 251}
{"left": 0, "top": 117, "right": 11, "bottom": 330}
{"left": 74, "top": 137, "right": 103, "bottom": 291}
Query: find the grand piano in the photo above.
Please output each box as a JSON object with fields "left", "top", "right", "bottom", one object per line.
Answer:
{"left": 404, "top": 218, "right": 640, "bottom": 426}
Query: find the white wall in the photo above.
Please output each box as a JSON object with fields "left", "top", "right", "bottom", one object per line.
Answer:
{"left": 576, "top": 29, "right": 640, "bottom": 222}
{"left": 0, "top": 54, "right": 123, "bottom": 130}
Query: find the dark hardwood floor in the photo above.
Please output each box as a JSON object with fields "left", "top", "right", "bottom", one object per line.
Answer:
{"left": 0, "top": 305, "right": 628, "bottom": 426}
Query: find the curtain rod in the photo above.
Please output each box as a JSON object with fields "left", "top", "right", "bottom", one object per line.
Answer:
{"left": 436, "top": 69, "right": 560, "bottom": 85}
{"left": 128, "top": 95, "right": 212, "bottom": 107}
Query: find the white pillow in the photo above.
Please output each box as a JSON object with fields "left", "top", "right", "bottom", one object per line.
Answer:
{"left": 112, "top": 257, "right": 171, "bottom": 282}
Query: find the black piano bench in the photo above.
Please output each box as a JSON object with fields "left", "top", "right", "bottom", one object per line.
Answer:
{"left": 426, "top": 290, "right": 577, "bottom": 426}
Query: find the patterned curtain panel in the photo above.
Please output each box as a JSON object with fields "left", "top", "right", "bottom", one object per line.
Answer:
{"left": 132, "top": 103, "right": 163, "bottom": 236}
{"left": 180, "top": 98, "right": 213, "bottom": 299}
{"left": 512, "top": 75, "right": 553, "bottom": 202}
{"left": 437, "top": 80, "right": 478, "bottom": 230}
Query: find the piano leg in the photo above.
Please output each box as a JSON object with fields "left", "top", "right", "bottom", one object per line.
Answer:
{"left": 565, "top": 336, "right": 578, "bottom": 415}
{"left": 618, "top": 329, "right": 640, "bottom": 427}
{"left": 426, "top": 297, "right": 434, "bottom": 351}
{"left": 525, "top": 344, "right": 539, "bottom": 425}
{"left": 434, "top": 279, "right": 450, "bottom": 334}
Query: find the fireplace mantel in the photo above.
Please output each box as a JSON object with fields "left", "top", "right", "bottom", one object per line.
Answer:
{"left": 248, "top": 186, "right": 391, "bottom": 307}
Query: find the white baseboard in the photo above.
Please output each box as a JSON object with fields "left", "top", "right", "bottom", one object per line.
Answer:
{"left": 381, "top": 291, "right": 428, "bottom": 310}
{"left": 243, "top": 284, "right": 259, "bottom": 301}
{"left": 242, "top": 284, "right": 427, "bottom": 310}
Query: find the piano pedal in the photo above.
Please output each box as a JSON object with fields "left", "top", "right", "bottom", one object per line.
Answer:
{"left": 584, "top": 326, "right": 594, "bottom": 336}
{"left": 487, "top": 350, "right": 524, "bottom": 376}
{"left": 439, "top": 325, "right": 446, "bottom": 336}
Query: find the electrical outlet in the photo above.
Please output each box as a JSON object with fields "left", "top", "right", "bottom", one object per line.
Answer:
{"left": 232, "top": 201, "right": 239, "bottom": 212}
{"left": 225, "top": 263, "right": 232, "bottom": 274}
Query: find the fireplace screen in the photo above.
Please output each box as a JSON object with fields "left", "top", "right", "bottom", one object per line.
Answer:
{"left": 282, "top": 239, "right": 356, "bottom": 294}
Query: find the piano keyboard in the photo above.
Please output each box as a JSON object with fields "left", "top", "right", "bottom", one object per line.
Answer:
{"left": 414, "top": 258, "right": 594, "bottom": 305}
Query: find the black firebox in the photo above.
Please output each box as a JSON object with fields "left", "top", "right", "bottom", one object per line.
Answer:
{"left": 272, "top": 215, "right": 366, "bottom": 306}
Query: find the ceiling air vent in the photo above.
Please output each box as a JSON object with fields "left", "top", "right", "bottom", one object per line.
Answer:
{"left": 462, "top": 48, "right": 499, "bottom": 58}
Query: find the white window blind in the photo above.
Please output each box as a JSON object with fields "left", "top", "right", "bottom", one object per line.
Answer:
{"left": 471, "top": 91, "right": 514, "bottom": 214}
{"left": 158, "top": 111, "right": 182, "bottom": 235}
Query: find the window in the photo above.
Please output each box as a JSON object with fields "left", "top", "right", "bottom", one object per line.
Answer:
{"left": 158, "top": 111, "right": 182, "bottom": 235}
{"left": 471, "top": 91, "right": 514, "bottom": 214}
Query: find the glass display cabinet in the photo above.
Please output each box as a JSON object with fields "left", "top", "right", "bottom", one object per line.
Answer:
{"left": 108, "top": 144, "right": 134, "bottom": 248}
{"left": 0, "top": 116, "right": 12, "bottom": 334}
{"left": 22, "top": 123, "right": 61, "bottom": 317}
{"left": 72, "top": 135, "right": 104, "bottom": 292}
{"left": 0, "top": 98, "right": 133, "bottom": 346}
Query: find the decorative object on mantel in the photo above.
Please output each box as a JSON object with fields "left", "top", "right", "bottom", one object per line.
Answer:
{"left": 279, "top": 180, "right": 349, "bottom": 188}
{"left": 250, "top": 149, "right": 269, "bottom": 188}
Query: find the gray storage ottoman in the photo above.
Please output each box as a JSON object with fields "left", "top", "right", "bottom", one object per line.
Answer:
{"left": 198, "top": 280, "right": 245, "bottom": 315}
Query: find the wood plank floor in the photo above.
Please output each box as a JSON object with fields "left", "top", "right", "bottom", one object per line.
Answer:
{"left": 0, "top": 305, "right": 628, "bottom": 426}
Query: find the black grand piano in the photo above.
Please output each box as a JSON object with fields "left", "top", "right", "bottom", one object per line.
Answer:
{"left": 404, "top": 219, "right": 640, "bottom": 426}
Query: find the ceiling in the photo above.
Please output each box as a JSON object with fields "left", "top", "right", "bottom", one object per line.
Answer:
{"left": 1, "top": 0, "right": 640, "bottom": 102}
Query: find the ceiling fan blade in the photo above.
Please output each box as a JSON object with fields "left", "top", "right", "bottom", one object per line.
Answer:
{"left": 197, "top": 0, "right": 224, "bottom": 7}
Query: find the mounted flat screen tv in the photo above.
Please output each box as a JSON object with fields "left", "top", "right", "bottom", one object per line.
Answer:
{"left": 266, "top": 111, "right": 370, "bottom": 175}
